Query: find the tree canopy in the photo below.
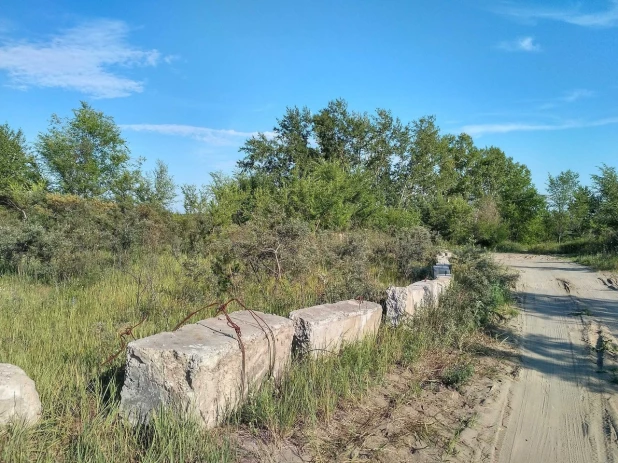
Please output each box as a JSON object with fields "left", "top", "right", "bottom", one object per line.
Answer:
{"left": 236, "top": 99, "right": 544, "bottom": 243}
{"left": 36, "top": 101, "right": 131, "bottom": 198}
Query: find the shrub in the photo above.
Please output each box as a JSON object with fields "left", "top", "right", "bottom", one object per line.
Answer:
{"left": 441, "top": 363, "right": 474, "bottom": 388}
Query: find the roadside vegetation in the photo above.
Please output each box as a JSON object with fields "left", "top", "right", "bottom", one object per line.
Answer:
{"left": 0, "top": 98, "right": 611, "bottom": 460}
{"left": 494, "top": 168, "right": 618, "bottom": 271}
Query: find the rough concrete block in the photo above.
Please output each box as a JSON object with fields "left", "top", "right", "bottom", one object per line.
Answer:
{"left": 385, "top": 275, "right": 454, "bottom": 325}
{"left": 411, "top": 280, "right": 439, "bottom": 304}
{"left": 289, "top": 300, "right": 382, "bottom": 356}
{"left": 436, "top": 251, "right": 453, "bottom": 265}
{"left": 0, "top": 364, "right": 41, "bottom": 427}
{"left": 120, "top": 311, "right": 294, "bottom": 428}
{"left": 384, "top": 285, "right": 426, "bottom": 325}
{"left": 436, "top": 275, "right": 452, "bottom": 294}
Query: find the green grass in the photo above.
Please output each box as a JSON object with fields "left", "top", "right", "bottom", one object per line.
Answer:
{"left": 0, "top": 249, "right": 512, "bottom": 461}
{"left": 571, "top": 253, "right": 618, "bottom": 272}
{"left": 494, "top": 239, "right": 618, "bottom": 272}
{"left": 0, "top": 254, "right": 239, "bottom": 462}
{"left": 0, "top": 250, "right": 403, "bottom": 462}
{"left": 237, "top": 325, "right": 421, "bottom": 435}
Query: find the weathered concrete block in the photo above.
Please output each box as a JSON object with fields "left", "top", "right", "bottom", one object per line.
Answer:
{"left": 384, "top": 285, "right": 426, "bottom": 325}
{"left": 436, "top": 251, "right": 453, "bottom": 265}
{"left": 411, "top": 280, "right": 439, "bottom": 304}
{"left": 120, "top": 311, "right": 294, "bottom": 428}
{"left": 0, "top": 364, "right": 41, "bottom": 427}
{"left": 289, "top": 300, "right": 382, "bottom": 356}
{"left": 386, "top": 275, "right": 454, "bottom": 324}
{"left": 436, "top": 275, "right": 452, "bottom": 294}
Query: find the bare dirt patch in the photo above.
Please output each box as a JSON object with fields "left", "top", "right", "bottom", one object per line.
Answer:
{"left": 233, "top": 331, "right": 520, "bottom": 462}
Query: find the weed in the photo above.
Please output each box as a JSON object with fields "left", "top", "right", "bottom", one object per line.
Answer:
{"left": 441, "top": 363, "right": 475, "bottom": 389}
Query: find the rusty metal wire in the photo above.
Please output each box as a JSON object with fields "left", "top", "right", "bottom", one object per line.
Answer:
{"left": 101, "top": 316, "right": 147, "bottom": 367}
{"left": 172, "top": 302, "right": 221, "bottom": 332}
{"left": 101, "top": 295, "right": 277, "bottom": 402}
{"left": 213, "top": 299, "right": 277, "bottom": 396}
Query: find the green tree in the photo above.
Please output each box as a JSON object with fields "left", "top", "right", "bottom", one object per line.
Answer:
{"left": 473, "top": 196, "right": 508, "bottom": 246}
{"left": 37, "top": 102, "right": 131, "bottom": 198}
{"left": 312, "top": 99, "right": 370, "bottom": 166}
{"left": 364, "top": 109, "right": 409, "bottom": 203}
{"left": 284, "top": 161, "right": 380, "bottom": 229}
{"left": 238, "top": 106, "right": 318, "bottom": 185}
{"left": 424, "top": 195, "right": 474, "bottom": 244}
{"left": 0, "top": 124, "right": 41, "bottom": 194}
{"left": 0, "top": 124, "right": 43, "bottom": 219}
{"left": 397, "top": 116, "right": 447, "bottom": 205}
{"left": 137, "top": 160, "right": 176, "bottom": 209}
{"left": 569, "top": 186, "right": 595, "bottom": 237}
{"left": 591, "top": 165, "right": 618, "bottom": 233}
{"left": 469, "top": 147, "right": 544, "bottom": 242}
{"left": 546, "top": 170, "right": 580, "bottom": 242}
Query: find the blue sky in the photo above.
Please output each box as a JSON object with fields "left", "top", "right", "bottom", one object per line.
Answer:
{"left": 1, "top": 0, "right": 617, "bottom": 197}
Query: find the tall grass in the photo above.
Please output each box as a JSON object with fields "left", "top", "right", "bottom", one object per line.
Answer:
{"left": 0, "top": 247, "right": 399, "bottom": 462}
{"left": 0, "top": 248, "right": 513, "bottom": 461}
{"left": 572, "top": 254, "right": 618, "bottom": 272}
{"left": 236, "top": 248, "right": 515, "bottom": 437}
{"left": 0, "top": 254, "right": 237, "bottom": 462}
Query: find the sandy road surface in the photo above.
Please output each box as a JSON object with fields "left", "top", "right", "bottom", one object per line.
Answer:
{"left": 494, "top": 254, "right": 618, "bottom": 463}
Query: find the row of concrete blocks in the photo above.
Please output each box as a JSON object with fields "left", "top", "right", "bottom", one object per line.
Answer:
{"left": 119, "top": 275, "right": 453, "bottom": 429}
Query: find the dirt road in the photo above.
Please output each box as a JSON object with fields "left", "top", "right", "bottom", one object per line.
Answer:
{"left": 494, "top": 254, "right": 618, "bottom": 463}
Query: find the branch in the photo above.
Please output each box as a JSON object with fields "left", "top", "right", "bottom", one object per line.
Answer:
{"left": 0, "top": 195, "right": 27, "bottom": 220}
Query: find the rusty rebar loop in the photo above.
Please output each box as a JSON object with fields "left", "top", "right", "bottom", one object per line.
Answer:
{"left": 216, "top": 299, "right": 278, "bottom": 393}
{"left": 225, "top": 298, "right": 277, "bottom": 377}
{"left": 215, "top": 300, "right": 247, "bottom": 397}
{"left": 172, "top": 302, "right": 221, "bottom": 332}
{"left": 101, "top": 315, "right": 147, "bottom": 367}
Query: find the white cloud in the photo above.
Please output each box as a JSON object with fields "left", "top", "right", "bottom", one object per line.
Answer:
{"left": 121, "top": 123, "right": 275, "bottom": 145}
{"left": 499, "top": 1, "right": 618, "bottom": 28}
{"left": 539, "top": 89, "right": 595, "bottom": 109}
{"left": 0, "top": 19, "right": 168, "bottom": 98}
{"left": 562, "top": 89, "right": 595, "bottom": 102}
{"left": 497, "top": 36, "right": 541, "bottom": 52}
{"left": 460, "top": 117, "right": 618, "bottom": 136}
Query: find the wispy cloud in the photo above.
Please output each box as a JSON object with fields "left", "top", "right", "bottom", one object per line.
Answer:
{"left": 562, "top": 89, "right": 595, "bottom": 102}
{"left": 497, "top": 36, "right": 541, "bottom": 52}
{"left": 499, "top": 1, "right": 618, "bottom": 28}
{"left": 460, "top": 117, "right": 618, "bottom": 136}
{"left": 122, "top": 124, "right": 274, "bottom": 145}
{"left": 539, "top": 88, "right": 595, "bottom": 109}
{"left": 0, "top": 19, "right": 169, "bottom": 98}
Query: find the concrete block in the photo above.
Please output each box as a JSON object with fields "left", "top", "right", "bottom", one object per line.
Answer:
{"left": 120, "top": 310, "right": 294, "bottom": 428}
{"left": 411, "top": 280, "right": 439, "bottom": 305}
{"left": 289, "top": 300, "right": 382, "bottom": 356}
{"left": 436, "top": 275, "right": 453, "bottom": 294}
{"left": 0, "top": 364, "right": 41, "bottom": 427}
{"left": 384, "top": 285, "right": 426, "bottom": 325}
{"left": 386, "top": 274, "right": 454, "bottom": 324}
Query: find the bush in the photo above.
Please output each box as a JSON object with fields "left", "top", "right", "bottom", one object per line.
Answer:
{"left": 0, "top": 194, "right": 174, "bottom": 281}
{"left": 441, "top": 363, "right": 474, "bottom": 388}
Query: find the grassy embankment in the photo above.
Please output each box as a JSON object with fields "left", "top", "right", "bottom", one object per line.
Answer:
{"left": 0, "top": 248, "right": 515, "bottom": 462}
{"left": 495, "top": 239, "right": 618, "bottom": 272}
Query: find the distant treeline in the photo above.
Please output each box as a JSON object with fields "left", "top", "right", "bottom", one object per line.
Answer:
{"left": 1, "top": 99, "right": 617, "bottom": 280}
